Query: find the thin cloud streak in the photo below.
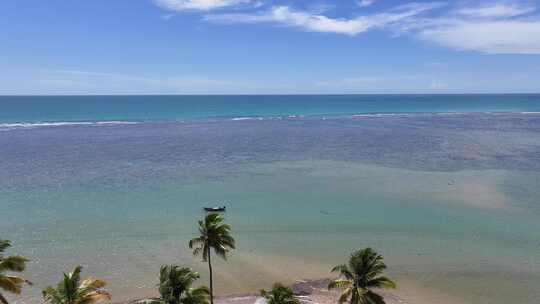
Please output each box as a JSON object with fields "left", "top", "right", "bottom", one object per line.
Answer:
{"left": 154, "top": 0, "right": 250, "bottom": 11}
{"left": 22, "top": 70, "right": 256, "bottom": 95}
{"left": 357, "top": 0, "right": 376, "bottom": 8}
{"left": 457, "top": 2, "right": 536, "bottom": 18}
{"left": 205, "top": 3, "right": 442, "bottom": 35}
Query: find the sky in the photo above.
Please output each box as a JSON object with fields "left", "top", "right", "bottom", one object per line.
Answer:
{"left": 1, "top": 0, "right": 540, "bottom": 94}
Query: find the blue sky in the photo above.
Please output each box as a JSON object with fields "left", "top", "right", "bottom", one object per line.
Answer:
{"left": 1, "top": 0, "right": 540, "bottom": 94}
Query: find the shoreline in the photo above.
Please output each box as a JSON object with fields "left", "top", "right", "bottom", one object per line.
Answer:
{"left": 119, "top": 278, "right": 460, "bottom": 304}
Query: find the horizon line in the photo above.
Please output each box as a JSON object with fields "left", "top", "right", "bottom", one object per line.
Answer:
{"left": 1, "top": 92, "right": 540, "bottom": 97}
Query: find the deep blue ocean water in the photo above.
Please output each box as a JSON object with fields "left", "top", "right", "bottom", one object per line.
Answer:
{"left": 1, "top": 94, "right": 540, "bottom": 123}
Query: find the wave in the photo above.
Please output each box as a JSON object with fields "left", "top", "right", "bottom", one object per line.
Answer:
{"left": 230, "top": 115, "right": 309, "bottom": 121}
{"left": 230, "top": 116, "right": 288, "bottom": 121}
{"left": 351, "top": 111, "right": 540, "bottom": 118}
{"left": 94, "top": 121, "right": 139, "bottom": 125}
{"left": 435, "top": 112, "right": 467, "bottom": 115}
{"left": 3, "top": 111, "right": 540, "bottom": 130}
{"left": 230, "top": 117, "right": 263, "bottom": 121}
{"left": 0, "top": 120, "right": 139, "bottom": 130}
{"left": 352, "top": 113, "right": 411, "bottom": 118}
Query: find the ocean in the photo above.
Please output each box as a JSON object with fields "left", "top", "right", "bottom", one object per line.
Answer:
{"left": 1, "top": 94, "right": 540, "bottom": 304}
{"left": 1, "top": 94, "right": 540, "bottom": 124}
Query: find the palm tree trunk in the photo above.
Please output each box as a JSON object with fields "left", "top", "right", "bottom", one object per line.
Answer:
{"left": 208, "top": 246, "right": 214, "bottom": 304}
{"left": 350, "top": 287, "right": 357, "bottom": 304}
{"left": 173, "top": 289, "right": 181, "bottom": 304}
{"left": 0, "top": 292, "right": 9, "bottom": 304}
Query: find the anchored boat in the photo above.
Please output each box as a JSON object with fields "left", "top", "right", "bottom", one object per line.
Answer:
{"left": 203, "top": 206, "right": 226, "bottom": 212}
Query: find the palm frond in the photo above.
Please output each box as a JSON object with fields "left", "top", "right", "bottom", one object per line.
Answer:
{"left": 337, "top": 287, "right": 352, "bottom": 304}
{"left": 0, "top": 240, "right": 11, "bottom": 254}
{"left": 80, "top": 290, "right": 112, "bottom": 304}
{"left": 78, "top": 278, "right": 108, "bottom": 297}
{"left": 364, "top": 291, "right": 385, "bottom": 304}
{"left": 42, "top": 286, "right": 63, "bottom": 304}
{"left": 182, "top": 286, "right": 210, "bottom": 304}
{"left": 42, "top": 266, "right": 110, "bottom": 304}
{"left": 212, "top": 246, "right": 229, "bottom": 260}
{"left": 69, "top": 265, "right": 83, "bottom": 287}
{"left": 158, "top": 265, "right": 201, "bottom": 304}
{"left": 0, "top": 255, "right": 29, "bottom": 273}
{"left": 189, "top": 214, "right": 235, "bottom": 262}
{"left": 260, "top": 283, "right": 299, "bottom": 304}
{"left": 327, "top": 279, "right": 351, "bottom": 290}
{"left": 366, "top": 277, "right": 396, "bottom": 289}
{"left": 189, "top": 238, "right": 204, "bottom": 249}
{"left": 330, "top": 264, "right": 354, "bottom": 280}
{"left": 0, "top": 276, "right": 25, "bottom": 294}
{"left": 134, "top": 299, "right": 165, "bottom": 304}
{"left": 331, "top": 248, "right": 395, "bottom": 304}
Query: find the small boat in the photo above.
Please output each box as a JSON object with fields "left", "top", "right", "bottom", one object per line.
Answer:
{"left": 204, "top": 206, "right": 226, "bottom": 212}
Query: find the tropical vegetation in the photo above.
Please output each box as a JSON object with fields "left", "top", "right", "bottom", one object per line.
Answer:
{"left": 154, "top": 265, "right": 209, "bottom": 304}
{"left": 180, "top": 285, "right": 210, "bottom": 304}
{"left": 189, "top": 213, "right": 235, "bottom": 304}
{"left": 328, "top": 248, "right": 396, "bottom": 304}
{"left": 260, "top": 283, "right": 299, "bottom": 304}
{"left": 0, "top": 239, "right": 31, "bottom": 304}
{"left": 5, "top": 216, "right": 398, "bottom": 304}
{"left": 42, "top": 265, "right": 111, "bottom": 304}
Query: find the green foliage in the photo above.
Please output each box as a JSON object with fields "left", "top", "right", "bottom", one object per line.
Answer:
{"left": 42, "top": 266, "right": 111, "bottom": 304}
{"left": 143, "top": 265, "right": 209, "bottom": 304}
{"left": 189, "top": 213, "right": 235, "bottom": 304}
{"left": 0, "top": 239, "right": 30, "bottom": 304}
{"left": 260, "top": 283, "right": 299, "bottom": 304}
{"left": 158, "top": 265, "right": 200, "bottom": 304}
{"left": 328, "top": 248, "right": 396, "bottom": 304}
{"left": 181, "top": 286, "right": 210, "bottom": 304}
{"left": 189, "top": 213, "right": 235, "bottom": 261}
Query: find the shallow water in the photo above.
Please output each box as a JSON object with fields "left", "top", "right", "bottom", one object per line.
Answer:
{"left": 1, "top": 113, "right": 540, "bottom": 303}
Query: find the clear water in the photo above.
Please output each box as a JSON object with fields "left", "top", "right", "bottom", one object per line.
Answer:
{"left": 1, "top": 95, "right": 540, "bottom": 304}
{"left": 1, "top": 94, "right": 540, "bottom": 123}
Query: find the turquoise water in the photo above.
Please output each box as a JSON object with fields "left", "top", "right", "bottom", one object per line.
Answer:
{"left": 1, "top": 94, "right": 540, "bottom": 123}
{"left": 1, "top": 96, "right": 540, "bottom": 303}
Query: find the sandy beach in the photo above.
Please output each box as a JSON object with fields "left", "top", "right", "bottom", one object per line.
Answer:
{"left": 120, "top": 278, "right": 462, "bottom": 304}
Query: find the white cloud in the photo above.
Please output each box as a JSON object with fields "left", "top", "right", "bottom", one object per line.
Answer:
{"left": 457, "top": 3, "right": 536, "bottom": 18}
{"left": 159, "top": 0, "right": 540, "bottom": 55}
{"left": 205, "top": 3, "right": 441, "bottom": 35}
{"left": 419, "top": 19, "right": 540, "bottom": 54}
{"left": 154, "top": 0, "right": 249, "bottom": 11}
{"left": 357, "top": 0, "right": 376, "bottom": 8}
{"left": 399, "top": 2, "right": 540, "bottom": 54}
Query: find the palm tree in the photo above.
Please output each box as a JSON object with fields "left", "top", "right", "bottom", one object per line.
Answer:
{"left": 159, "top": 265, "right": 200, "bottom": 304}
{"left": 42, "top": 265, "right": 111, "bottom": 304}
{"left": 0, "top": 239, "right": 31, "bottom": 304}
{"left": 328, "top": 248, "right": 396, "bottom": 304}
{"left": 141, "top": 266, "right": 210, "bottom": 304}
{"left": 260, "top": 283, "right": 299, "bottom": 304}
{"left": 181, "top": 286, "right": 210, "bottom": 304}
{"left": 189, "top": 213, "right": 235, "bottom": 304}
